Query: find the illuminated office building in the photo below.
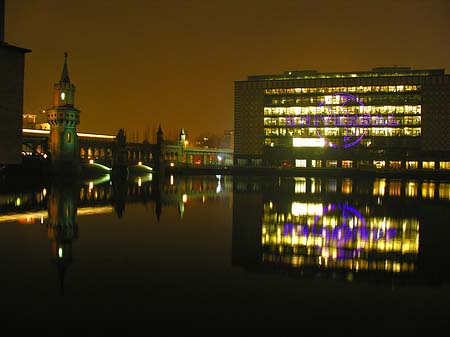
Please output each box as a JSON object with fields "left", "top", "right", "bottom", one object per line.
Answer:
{"left": 234, "top": 67, "right": 450, "bottom": 170}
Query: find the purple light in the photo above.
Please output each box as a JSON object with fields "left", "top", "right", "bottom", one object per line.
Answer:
{"left": 316, "top": 93, "right": 367, "bottom": 149}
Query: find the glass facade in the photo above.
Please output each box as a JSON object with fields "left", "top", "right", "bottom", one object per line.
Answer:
{"left": 234, "top": 68, "right": 450, "bottom": 169}
{"left": 263, "top": 85, "right": 422, "bottom": 147}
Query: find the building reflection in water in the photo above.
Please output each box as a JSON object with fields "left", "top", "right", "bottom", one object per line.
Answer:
{"left": 262, "top": 201, "right": 418, "bottom": 274}
{"left": 0, "top": 172, "right": 232, "bottom": 290}
{"left": 233, "top": 176, "right": 450, "bottom": 286}
{"left": 47, "top": 179, "right": 78, "bottom": 292}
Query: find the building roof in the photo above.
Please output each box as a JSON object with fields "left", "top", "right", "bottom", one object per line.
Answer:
{"left": 0, "top": 41, "right": 31, "bottom": 53}
{"left": 245, "top": 67, "right": 446, "bottom": 81}
{"left": 60, "top": 52, "right": 71, "bottom": 83}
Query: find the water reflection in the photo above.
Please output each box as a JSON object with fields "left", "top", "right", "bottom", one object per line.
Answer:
{"left": 1, "top": 174, "right": 450, "bottom": 289}
{"left": 233, "top": 176, "right": 450, "bottom": 286}
{"left": 47, "top": 179, "right": 78, "bottom": 292}
{"left": 0, "top": 173, "right": 232, "bottom": 291}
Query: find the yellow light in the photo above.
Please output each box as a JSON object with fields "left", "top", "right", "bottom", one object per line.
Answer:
{"left": 89, "top": 181, "right": 94, "bottom": 190}
{"left": 170, "top": 162, "right": 175, "bottom": 167}
{"left": 293, "top": 138, "right": 325, "bottom": 147}
{"left": 42, "top": 188, "right": 47, "bottom": 197}
{"left": 138, "top": 161, "right": 142, "bottom": 166}
{"left": 170, "top": 174, "right": 174, "bottom": 185}
{"left": 58, "top": 248, "right": 63, "bottom": 258}
{"left": 182, "top": 194, "right": 187, "bottom": 203}
{"left": 89, "top": 159, "right": 94, "bottom": 164}
{"left": 22, "top": 128, "right": 49, "bottom": 135}
{"left": 77, "top": 132, "right": 115, "bottom": 140}
{"left": 138, "top": 177, "right": 142, "bottom": 187}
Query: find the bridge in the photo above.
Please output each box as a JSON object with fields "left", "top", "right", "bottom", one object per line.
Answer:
{"left": 22, "top": 128, "right": 233, "bottom": 173}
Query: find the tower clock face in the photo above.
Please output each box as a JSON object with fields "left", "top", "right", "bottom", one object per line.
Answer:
{"left": 61, "top": 92, "right": 65, "bottom": 101}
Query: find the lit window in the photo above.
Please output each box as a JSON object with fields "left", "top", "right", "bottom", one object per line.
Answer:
{"left": 373, "top": 178, "right": 386, "bottom": 196}
{"left": 373, "top": 160, "right": 385, "bottom": 169}
{"left": 67, "top": 132, "right": 72, "bottom": 143}
{"left": 389, "top": 161, "right": 401, "bottom": 169}
{"left": 342, "top": 160, "right": 353, "bottom": 168}
{"left": 406, "top": 161, "right": 418, "bottom": 169}
{"left": 422, "top": 161, "right": 435, "bottom": 169}
{"left": 295, "top": 159, "right": 307, "bottom": 168}
{"left": 405, "top": 181, "right": 418, "bottom": 197}
{"left": 60, "top": 92, "right": 65, "bottom": 101}
{"left": 293, "top": 138, "right": 325, "bottom": 147}
{"left": 311, "top": 160, "right": 322, "bottom": 168}
{"left": 422, "top": 181, "right": 435, "bottom": 199}
{"left": 439, "top": 162, "right": 450, "bottom": 170}
{"left": 294, "top": 178, "right": 306, "bottom": 193}
{"left": 326, "top": 160, "right": 338, "bottom": 168}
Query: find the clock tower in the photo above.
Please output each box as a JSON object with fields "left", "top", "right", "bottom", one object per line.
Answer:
{"left": 47, "top": 53, "right": 80, "bottom": 173}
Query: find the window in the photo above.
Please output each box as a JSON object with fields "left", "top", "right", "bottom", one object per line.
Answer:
{"left": 406, "top": 161, "right": 418, "bottom": 169}
{"left": 326, "top": 160, "right": 338, "bottom": 168}
{"left": 342, "top": 160, "right": 353, "bottom": 168}
{"left": 294, "top": 178, "right": 306, "bottom": 194}
{"left": 422, "top": 181, "right": 435, "bottom": 199}
{"left": 422, "top": 161, "right": 435, "bottom": 169}
{"left": 67, "top": 132, "right": 72, "bottom": 143}
{"left": 389, "top": 161, "right": 402, "bottom": 169}
{"left": 373, "top": 160, "right": 386, "bottom": 169}
{"left": 237, "top": 158, "right": 248, "bottom": 166}
{"left": 341, "top": 178, "right": 352, "bottom": 194}
{"left": 439, "top": 162, "right": 450, "bottom": 170}
{"left": 311, "top": 160, "right": 322, "bottom": 168}
{"left": 295, "top": 159, "right": 307, "bottom": 168}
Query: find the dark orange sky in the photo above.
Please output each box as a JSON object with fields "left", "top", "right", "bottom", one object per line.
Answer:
{"left": 5, "top": 0, "right": 450, "bottom": 140}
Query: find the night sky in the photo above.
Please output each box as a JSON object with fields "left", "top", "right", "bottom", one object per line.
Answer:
{"left": 5, "top": 0, "right": 450, "bottom": 140}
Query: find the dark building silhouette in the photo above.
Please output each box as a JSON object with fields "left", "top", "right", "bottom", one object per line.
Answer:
{"left": 0, "top": 0, "right": 31, "bottom": 164}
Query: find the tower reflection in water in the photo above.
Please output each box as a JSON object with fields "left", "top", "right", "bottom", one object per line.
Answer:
{"left": 233, "top": 176, "right": 450, "bottom": 286}
{"left": 47, "top": 179, "right": 78, "bottom": 292}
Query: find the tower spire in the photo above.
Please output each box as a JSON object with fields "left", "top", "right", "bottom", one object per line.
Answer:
{"left": 60, "top": 51, "right": 70, "bottom": 83}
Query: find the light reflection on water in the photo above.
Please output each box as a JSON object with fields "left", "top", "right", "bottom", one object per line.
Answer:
{"left": 232, "top": 175, "right": 450, "bottom": 286}
{"left": 1, "top": 173, "right": 450, "bottom": 333}
{"left": 1, "top": 175, "right": 450, "bottom": 285}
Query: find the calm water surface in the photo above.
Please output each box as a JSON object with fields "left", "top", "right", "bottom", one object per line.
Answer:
{"left": 1, "top": 173, "right": 450, "bottom": 336}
